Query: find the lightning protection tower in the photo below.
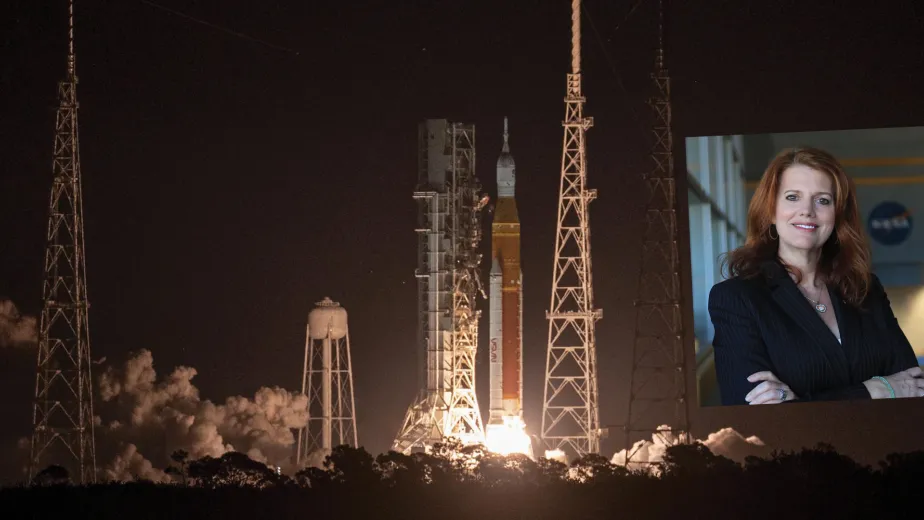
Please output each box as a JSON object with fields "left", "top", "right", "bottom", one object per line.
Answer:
{"left": 541, "top": 0, "right": 602, "bottom": 459}
{"left": 29, "top": 0, "right": 98, "bottom": 484}
{"left": 623, "top": 0, "right": 691, "bottom": 465}
{"left": 296, "top": 297, "right": 358, "bottom": 467}
{"left": 393, "top": 120, "right": 487, "bottom": 454}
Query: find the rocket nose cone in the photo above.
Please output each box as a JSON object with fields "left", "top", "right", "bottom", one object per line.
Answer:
{"left": 491, "top": 257, "right": 501, "bottom": 273}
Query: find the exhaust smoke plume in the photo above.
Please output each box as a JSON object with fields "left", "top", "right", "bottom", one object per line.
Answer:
{"left": 97, "top": 349, "right": 309, "bottom": 479}
{"left": 611, "top": 426, "right": 771, "bottom": 471}
{"left": 0, "top": 299, "right": 37, "bottom": 348}
{"left": 103, "top": 443, "right": 169, "bottom": 483}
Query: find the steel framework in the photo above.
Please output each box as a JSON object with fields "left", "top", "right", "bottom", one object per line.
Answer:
{"left": 296, "top": 298, "right": 358, "bottom": 467}
{"left": 541, "top": 0, "right": 602, "bottom": 458}
{"left": 29, "top": 0, "right": 98, "bottom": 484}
{"left": 623, "top": 0, "right": 691, "bottom": 464}
{"left": 393, "top": 121, "right": 487, "bottom": 453}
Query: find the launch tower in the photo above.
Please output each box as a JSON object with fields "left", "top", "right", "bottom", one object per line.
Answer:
{"left": 393, "top": 120, "right": 487, "bottom": 453}
{"left": 541, "top": 0, "right": 602, "bottom": 459}
{"left": 296, "top": 297, "right": 358, "bottom": 467}
{"left": 29, "top": 0, "right": 98, "bottom": 483}
{"left": 623, "top": 0, "right": 692, "bottom": 464}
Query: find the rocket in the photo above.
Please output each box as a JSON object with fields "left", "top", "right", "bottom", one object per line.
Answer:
{"left": 489, "top": 117, "right": 523, "bottom": 425}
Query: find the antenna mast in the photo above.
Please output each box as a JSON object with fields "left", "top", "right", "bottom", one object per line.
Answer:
{"left": 541, "top": 0, "right": 602, "bottom": 458}
{"left": 623, "top": 0, "right": 691, "bottom": 466}
{"left": 29, "top": 0, "right": 98, "bottom": 483}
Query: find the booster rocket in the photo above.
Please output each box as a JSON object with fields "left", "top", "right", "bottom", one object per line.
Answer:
{"left": 489, "top": 117, "right": 523, "bottom": 426}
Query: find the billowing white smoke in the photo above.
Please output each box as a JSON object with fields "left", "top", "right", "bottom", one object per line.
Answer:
{"left": 98, "top": 349, "right": 309, "bottom": 480}
{"left": 701, "top": 427, "right": 772, "bottom": 461}
{"left": 103, "top": 443, "right": 169, "bottom": 483}
{"left": 543, "top": 449, "right": 568, "bottom": 465}
{"left": 611, "top": 425, "right": 770, "bottom": 472}
{"left": 0, "top": 299, "right": 37, "bottom": 348}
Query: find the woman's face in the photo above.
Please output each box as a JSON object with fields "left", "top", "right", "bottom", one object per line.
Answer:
{"left": 773, "top": 164, "right": 837, "bottom": 254}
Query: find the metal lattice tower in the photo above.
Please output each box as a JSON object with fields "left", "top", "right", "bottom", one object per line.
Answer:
{"left": 623, "top": 0, "right": 691, "bottom": 464}
{"left": 296, "top": 297, "right": 358, "bottom": 467}
{"left": 541, "top": 0, "right": 602, "bottom": 459}
{"left": 29, "top": 0, "right": 97, "bottom": 484}
{"left": 393, "top": 121, "right": 487, "bottom": 454}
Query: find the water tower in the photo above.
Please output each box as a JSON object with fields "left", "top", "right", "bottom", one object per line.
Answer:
{"left": 296, "top": 297, "right": 358, "bottom": 467}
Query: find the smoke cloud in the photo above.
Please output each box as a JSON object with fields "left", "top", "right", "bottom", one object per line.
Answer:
{"left": 701, "top": 427, "right": 772, "bottom": 462}
{"left": 103, "top": 443, "right": 169, "bottom": 483}
{"left": 97, "top": 349, "right": 309, "bottom": 479}
{"left": 0, "top": 299, "right": 37, "bottom": 348}
{"left": 611, "top": 425, "right": 771, "bottom": 471}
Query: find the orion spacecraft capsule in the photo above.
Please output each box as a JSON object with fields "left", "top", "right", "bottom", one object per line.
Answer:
{"left": 489, "top": 117, "right": 524, "bottom": 426}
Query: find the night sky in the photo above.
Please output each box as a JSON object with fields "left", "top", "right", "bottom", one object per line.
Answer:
{"left": 2, "top": 0, "right": 924, "bottom": 481}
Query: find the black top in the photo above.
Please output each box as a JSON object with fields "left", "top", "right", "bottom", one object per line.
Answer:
{"left": 708, "top": 260, "right": 918, "bottom": 405}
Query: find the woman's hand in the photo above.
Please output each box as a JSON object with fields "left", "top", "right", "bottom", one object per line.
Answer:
{"left": 864, "top": 367, "right": 924, "bottom": 399}
{"left": 745, "top": 371, "right": 798, "bottom": 404}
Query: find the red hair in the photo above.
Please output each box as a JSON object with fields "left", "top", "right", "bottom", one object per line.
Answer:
{"left": 724, "top": 146, "right": 873, "bottom": 306}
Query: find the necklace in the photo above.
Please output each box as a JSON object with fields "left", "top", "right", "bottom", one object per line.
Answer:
{"left": 801, "top": 284, "right": 827, "bottom": 313}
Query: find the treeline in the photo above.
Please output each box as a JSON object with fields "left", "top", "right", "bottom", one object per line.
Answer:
{"left": 3, "top": 441, "right": 924, "bottom": 519}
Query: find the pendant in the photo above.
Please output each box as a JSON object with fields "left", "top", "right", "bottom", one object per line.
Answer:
{"left": 815, "top": 303, "right": 827, "bottom": 313}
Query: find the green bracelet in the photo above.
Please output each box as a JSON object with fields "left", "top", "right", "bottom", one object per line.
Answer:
{"left": 873, "top": 376, "right": 896, "bottom": 398}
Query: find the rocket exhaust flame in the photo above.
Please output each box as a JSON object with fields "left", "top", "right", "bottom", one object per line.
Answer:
{"left": 485, "top": 415, "right": 533, "bottom": 458}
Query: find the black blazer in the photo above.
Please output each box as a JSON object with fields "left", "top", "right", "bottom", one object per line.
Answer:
{"left": 708, "top": 261, "right": 918, "bottom": 405}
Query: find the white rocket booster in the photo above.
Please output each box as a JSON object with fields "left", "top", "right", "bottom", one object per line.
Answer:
{"left": 489, "top": 259, "right": 503, "bottom": 417}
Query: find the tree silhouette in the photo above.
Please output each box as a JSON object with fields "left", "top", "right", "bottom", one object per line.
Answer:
{"left": 294, "top": 465, "right": 332, "bottom": 489}
{"left": 187, "top": 452, "right": 280, "bottom": 488}
{"left": 324, "top": 445, "right": 381, "bottom": 486}
{"left": 10, "top": 440, "right": 924, "bottom": 519}
{"left": 878, "top": 450, "right": 924, "bottom": 515}
{"left": 743, "top": 443, "right": 875, "bottom": 517}
{"left": 419, "top": 440, "right": 468, "bottom": 486}
{"left": 477, "top": 452, "right": 541, "bottom": 487}
{"left": 570, "top": 453, "right": 626, "bottom": 483}
{"left": 376, "top": 450, "right": 427, "bottom": 487}
{"left": 534, "top": 456, "right": 569, "bottom": 486}
{"left": 745, "top": 442, "right": 868, "bottom": 484}
{"left": 661, "top": 442, "right": 741, "bottom": 478}
{"left": 165, "top": 449, "right": 189, "bottom": 485}
{"left": 32, "top": 465, "right": 71, "bottom": 486}
{"left": 879, "top": 450, "right": 924, "bottom": 482}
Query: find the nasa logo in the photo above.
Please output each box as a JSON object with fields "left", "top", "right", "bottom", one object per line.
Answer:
{"left": 490, "top": 339, "right": 498, "bottom": 362}
{"left": 868, "top": 201, "right": 913, "bottom": 246}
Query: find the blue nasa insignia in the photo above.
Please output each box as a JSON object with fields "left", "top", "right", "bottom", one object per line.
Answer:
{"left": 868, "top": 201, "right": 913, "bottom": 246}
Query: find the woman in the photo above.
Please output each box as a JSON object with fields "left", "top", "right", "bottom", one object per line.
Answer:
{"left": 708, "top": 146, "right": 922, "bottom": 405}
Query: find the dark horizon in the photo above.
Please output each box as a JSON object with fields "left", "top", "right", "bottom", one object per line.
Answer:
{"left": 2, "top": 0, "right": 924, "bottom": 482}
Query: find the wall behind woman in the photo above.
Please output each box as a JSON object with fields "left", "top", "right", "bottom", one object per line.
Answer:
{"left": 686, "top": 135, "right": 749, "bottom": 406}
{"left": 879, "top": 286, "right": 924, "bottom": 364}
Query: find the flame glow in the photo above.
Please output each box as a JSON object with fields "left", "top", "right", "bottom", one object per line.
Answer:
{"left": 485, "top": 415, "right": 533, "bottom": 458}
{"left": 543, "top": 448, "right": 568, "bottom": 464}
